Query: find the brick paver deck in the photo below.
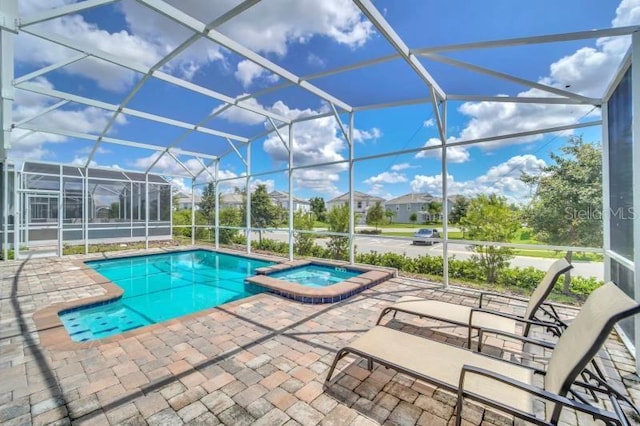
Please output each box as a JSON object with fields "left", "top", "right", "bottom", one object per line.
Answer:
{"left": 1, "top": 247, "right": 638, "bottom": 425}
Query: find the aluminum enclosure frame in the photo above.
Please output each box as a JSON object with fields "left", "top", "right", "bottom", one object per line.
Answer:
{"left": 1, "top": 0, "right": 638, "bottom": 363}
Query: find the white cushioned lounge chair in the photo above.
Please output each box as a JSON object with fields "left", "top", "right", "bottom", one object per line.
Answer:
{"left": 377, "top": 257, "right": 573, "bottom": 347}
{"left": 325, "top": 282, "right": 640, "bottom": 425}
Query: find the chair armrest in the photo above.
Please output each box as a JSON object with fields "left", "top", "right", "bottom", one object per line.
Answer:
{"left": 477, "top": 326, "right": 556, "bottom": 350}
{"left": 479, "top": 291, "right": 529, "bottom": 308}
{"left": 457, "top": 365, "right": 624, "bottom": 425}
{"left": 469, "top": 308, "right": 563, "bottom": 336}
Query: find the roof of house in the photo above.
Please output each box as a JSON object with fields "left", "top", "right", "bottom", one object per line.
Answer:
{"left": 220, "top": 193, "right": 244, "bottom": 204}
{"left": 327, "top": 191, "right": 385, "bottom": 204}
{"left": 176, "top": 192, "right": 202, "bottom": 203}
{"left": 386, "top": 193, "right": 457, "bottom": 205}
{"left": 269, "top": 190, "right": 310, "bottom": 204}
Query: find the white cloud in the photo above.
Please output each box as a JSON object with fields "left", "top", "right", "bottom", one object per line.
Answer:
{"left": 122, "top": 0, "right": 373, "bottom": 87}
{"left": 353, "top": 127, "right": 382, "bottom": 143}
{"left": 214, "top": 98, "right": 269, "bottom": 126}
{"left": 391, "top": 163, "right": 412, "bottom": 171}
{"left": 9, "top": 77, "right": 127, "bottom": 161}
{"left": 234, "top": 60, "right": 279, "bottom": 88}
{"left": 416, "top": 138, "right": 470, "bottom": 163}
{"left": 16, "top": 16, "right": 162, "bottom": 92}
{"left": 449, "top": 0, "right": 639, "bottom": 150}
{"left": 423, "top": 118, "right": 435, "bottom": 127}
{"left": 262, "top": 102, "right": 347, "bottom": 195}
{"left": 250, "top": 179, "right": 275, "bottom": 193}
{"left": 410, "top": 154, "right": 546, "bottom": 203}
{"left": 364, "top": 171, "right": 407, "bottom": 185}
{"left": 18, "top": 0, "right": 373, "bottom": 93}
{"left": 307, "top": 53, "right": 326, "bottom": 67}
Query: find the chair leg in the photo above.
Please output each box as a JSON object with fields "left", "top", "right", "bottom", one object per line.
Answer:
{"left": 454, "top": 390, "right": 464, "bottom": 426}
{"left": 367, "top": 358, "right": 373, "bottom": 371}
{"left": 325, "top": 348, "right": 348, "bottom": 385}
{"left": 376, "top": 308, "right": 392, "bottom": 325}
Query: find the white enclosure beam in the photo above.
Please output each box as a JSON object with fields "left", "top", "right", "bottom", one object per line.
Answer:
{"left": 348, "top": 112, "right": 355, "bottom": 264}
{"left": 193, "top": 157, "right": 215, "bottom": 181}
{"left": 14, "top": 100, "right": 69, "bottom": 127}
{"left": 446, "top": 94, "right": 594, "bottom": 105}
{"left": 92, "top": 2, "right": 262, "bottom": 168}
{"left": 20, "top": 26, "right": 291, "bottom": 124}
{"left": 14, "top": 54, "right": 88, "bottom": 85}
{"left": 288, "top": 124, "right": 294, "bottom": 261}
{"left": 165, "top": 151, "right": 195, "bottom": 178}
{"left": 631, "top": 31, "right": 640, "bottom": 372}
{"left": 245, "top": 144, "right": 251, "bottom": 253}
{"left": 422, "top": 53, "right": 600, "bottom": 104}
{"left": 268, "top": 117, "right": 289, "bottom": 152}
{"left": 137, "top": 0, "right": 352, "bottom": 112}
{"left": 214, "top": 159, "right": 219, "bottom": 249}
{"left": 0, "top": 0, "right": 16, "bottom": 156}
{"left": 415, "top": 26, "right": 640, "bottom": 54}
{"left": 19, "top": 0, "right": 119, "bottom": 27}
{"left": 16, "top": 83, "right": 249, "bottom": 142}
{"left": 226, "top": 138, "right": 247, "bottom": 167}
{"left": 330, "top": 104, "right": 349, "bottom": 142}
{"left": 441, "top": 102, "right": 449, "bottom": 287}
{"left": 352, "top": 0, "right": 445, "bottom": 142}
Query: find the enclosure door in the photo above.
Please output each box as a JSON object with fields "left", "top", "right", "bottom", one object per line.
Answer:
{"left": 16, "top": 192, "right": 61, "bottom": 258}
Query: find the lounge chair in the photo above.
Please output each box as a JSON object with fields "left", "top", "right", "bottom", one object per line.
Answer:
{"left": 325, "top": 282, "right": 640, "bottom": 425}
{"left": 377, "top": 258, "right": 572, "bottom": 347}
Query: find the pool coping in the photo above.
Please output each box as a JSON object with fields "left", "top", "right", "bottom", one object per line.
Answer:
{"left": 246, "top": 260, "right": 395, "bottom": 304}
{"left": 32, "top": 247, "right": 281, "bottom": 351}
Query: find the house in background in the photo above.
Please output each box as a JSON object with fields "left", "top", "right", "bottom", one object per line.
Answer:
{"left": 269, "top": 190, "right": 311, "bottom": 212}
{"left": 219, "top": 193, "right": 244, "bottom": 210}
{"left": 385, "top": 193, "right": 454, "bottom": 224}
{"left": 327, "top": 191, "right": 385, "bottom": 223}
{"left": 175, "top": 192, "right": 202, "bottom": 210}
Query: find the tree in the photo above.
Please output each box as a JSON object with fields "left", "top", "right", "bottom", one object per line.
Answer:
{"left": 309, "top": 197, "right": 326, "bottom": 222}
{"left": 521, "top": 136, "right": 602, "bottom": 293}
{"left": 239, "top": 184, "right": 279, "bottom": 247}
{"left": 385, "top": 209, "right": 395, "bottom": 224}
{"left": 449, "top": 195, "right": 469, "bottom": 224}
{"left": 460, "top": 194, "right": 519, "bottom": 283}
{"left": 426, "top": 201, "right": 442, "bottom": 223}
{"left": 409, "top": 212, "right": 418, "bottom": 225}
{"left": 293, "top": 211, "right": 315, "bottom": 255}
{"left": 366, "top": 201, "right": 385, "bottom": 230}
{"left": 219, "top": 207, "right": 240, "bottom": 244}
{"left": 199, "top": 182, "right": 216, "bottom": 219}
{"left": 326, "top": 204, "right": 350, "bottom": 260}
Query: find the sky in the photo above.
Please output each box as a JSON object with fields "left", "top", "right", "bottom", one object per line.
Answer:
{"left": 9, "top": 0, "right": 640, "bottom": 203}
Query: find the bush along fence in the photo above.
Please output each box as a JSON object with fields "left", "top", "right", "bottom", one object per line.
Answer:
{"left": 244, "top": 238, "right": 602, "bottom": 297}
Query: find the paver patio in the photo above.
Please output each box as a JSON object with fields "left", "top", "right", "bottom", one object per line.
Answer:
{"left": 1, "top": 247, "right": 638, "bottom": 425}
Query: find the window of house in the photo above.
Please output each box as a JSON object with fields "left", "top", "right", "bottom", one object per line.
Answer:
{"left": 407, "top": 204, "right": 411, "bottom": 211}
{"left": 357, "top": 201, "right": 362, "bottom": 209}
{"left": 395, "top": 205, "right": 399, "bottom": 211}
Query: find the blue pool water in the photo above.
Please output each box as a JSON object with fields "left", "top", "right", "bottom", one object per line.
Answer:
{"left": 59, "top": 250, "right": 273, "bottom": 342}
{"left": 270, "top": 264, "right": 360, "bottom": 288}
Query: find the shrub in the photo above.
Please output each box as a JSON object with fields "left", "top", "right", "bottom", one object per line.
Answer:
{"left": 357, "top": 229, "right": 382, "bottom": 235}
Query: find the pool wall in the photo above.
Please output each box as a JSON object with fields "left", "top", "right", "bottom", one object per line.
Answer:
{"left": 246, "top": 260, "right": 395, "bottom": 304}
{"left": 32, "top": 247, "right": 282, "bottom": 350}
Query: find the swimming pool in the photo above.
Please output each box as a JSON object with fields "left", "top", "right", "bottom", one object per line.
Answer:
{"left": 268, "top": 264, "right": 360, "bottom": 287}
{"left": 59, "top": 250, "right": 273, "bottom": 341}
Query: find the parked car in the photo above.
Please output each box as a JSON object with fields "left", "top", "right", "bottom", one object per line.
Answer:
{"left": 412, "top": 228, "right": 440, "bottom": 245}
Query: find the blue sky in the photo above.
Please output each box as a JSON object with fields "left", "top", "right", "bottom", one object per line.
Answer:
{"left": 10, "top": 0, "right": 638, "bottom": 202}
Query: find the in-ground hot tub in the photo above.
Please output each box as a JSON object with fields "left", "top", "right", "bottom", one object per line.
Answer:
{"left": 245, "top": 260, "right": 395, "bottom": 303}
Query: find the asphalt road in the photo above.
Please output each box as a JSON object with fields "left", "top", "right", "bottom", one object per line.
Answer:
{"left": 256, "top": 230, "right": 604, "bottom": 280}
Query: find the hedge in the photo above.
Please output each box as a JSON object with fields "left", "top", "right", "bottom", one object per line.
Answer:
{"left": 249, "top": 239, "right": 602, "bottom": 296}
